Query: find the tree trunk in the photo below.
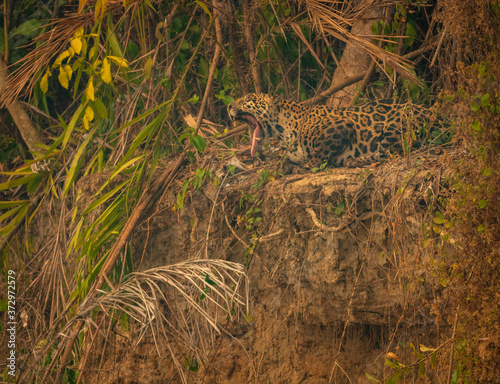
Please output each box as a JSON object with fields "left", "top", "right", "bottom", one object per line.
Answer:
{"left": 327, "top": 4, "right": 384, "bottom": 108}
{"left": 0, "top": 60, "right": 44, "bottom": 155}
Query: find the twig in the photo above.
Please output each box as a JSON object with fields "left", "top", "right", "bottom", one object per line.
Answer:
{"left": 306, "top": 207, "right": 349, "bottom": 232}
{"left": 351, "top": 58, "right": 377, "bottom": 104}
{"left": 403, "top": 36, "right": 440, "bottom": 61}
{"left": 329, "top": 260, "right": 365, "bottom": 383}
{"left": 257, "top": 229, "right": 284, "bottom": 242}
{"left": 447, "top": 307, "right": 460, "bottom": 384}
{"left": 75, "top": 318, "right": 105, "bottom": 384}
{"left": 302, "top": 74, "right": 365, "bottom": 106}
{"left": 430, "top": 28, "right": 446, "bottom": 68}
{"left": 195, "top": 0, "right": 223, "bottom": 134}
{"left": 223, "top": 212, "right": 270, "bottom": 273}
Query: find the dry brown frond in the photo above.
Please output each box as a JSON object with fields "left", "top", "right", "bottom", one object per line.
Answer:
{"left": 71, "top": 259, "right": 249, "bottom": 359}
{"left": 302, "top": 0, "right": 418, "bottom": 82}
{"left": 0, "top": 0, "right": 137, "bottom": 107}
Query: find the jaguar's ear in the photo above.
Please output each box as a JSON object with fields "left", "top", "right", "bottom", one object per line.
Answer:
{"left": 264, "top": 93, "right": 282, "bottom": 104}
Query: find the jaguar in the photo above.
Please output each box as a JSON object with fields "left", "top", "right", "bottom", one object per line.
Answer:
{"left": 228, "top": 93, "right": 439, "bottom": 168}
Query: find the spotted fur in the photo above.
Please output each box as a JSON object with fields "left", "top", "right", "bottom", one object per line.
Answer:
{"left": 228, "top": 93, "right": 438, "bottom": 167}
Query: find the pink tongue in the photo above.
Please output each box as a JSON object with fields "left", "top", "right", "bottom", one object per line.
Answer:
{"left": 251, "top": 125, "right": 260, "bottom": 157}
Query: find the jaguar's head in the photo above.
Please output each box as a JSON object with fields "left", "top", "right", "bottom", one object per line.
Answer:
{"left": 228, "top": 93, "right": 278, "bottom": 156}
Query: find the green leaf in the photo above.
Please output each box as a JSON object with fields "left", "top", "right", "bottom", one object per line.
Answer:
{"left": 0, "top": 173, "right": 39, "bottom": 192}
{"left": 27, "top": 173, "right": 44, "bottom": 194}
{"left": 480, "top": 93, "right": 490, "bottom": 107}
{"left": 62, "top": 103, "right": 86, "bottom": 149}
{"left": 195, "top": 0, "right": 212, "bottom": 21}
{"left": 0, "top": 205, "right": 23, "bottom": 222}
{"left": 479, "top": 199, "right": 488, "bottom": 208}
{"left": 405, "top": 22, "right": 416, "bottom": 47}
{"left": 451, "top": 369, "right": 459, "bottom": 384}
{"left": 10, "top": 19, "right": 44, "bottom": 36}
{"left": 63, "top": 128, "right": 96, "bottom": 196}
{"left": 100, "top": 57, "right": 112, "bottom": 84}
{"left": 82, "top": 178, "right": 131, "bottom": 215}
{"left": 384, "top": 357, "right": 399, "bottom": 369}
{"left": 144, "top": 56, "right": 153, "bottom": 80}
{"left": 365, "top": 372, "right": 381, "bottom": 383}
{"left": 189, "top": 134, "right": 206, "bottom": 153}
{"left": 0, "top": 203, "right": 29, "bottom": 237}
{"left": 99, "top": 155, "right": 144, "bottom": 195}
{"left": 199, "top": 57, "right": 208, "bottom": 79}
{"left": 431, "top": 350, "right": 437, "bottom": 369}
{"left": 93, "top": 98, "right": 108, "bottom": 119}
{"left": 0, "top": 200, "right": 29, "bottom": 210}
{"left": 433, "top": 211, "right": 444, "bottom": 224}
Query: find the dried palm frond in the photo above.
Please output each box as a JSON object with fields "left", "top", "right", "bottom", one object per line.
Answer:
{"left": 0, "top": 0, "right": 136, "bottom": 107}
{"left": 1, "top": 16, "right": 89, "bottom": 107}
{"left": 68, "top": 259, "right": 249, "bottom": 358}
{"left": 301, "top": 0, "right": 418, "bottom": 82}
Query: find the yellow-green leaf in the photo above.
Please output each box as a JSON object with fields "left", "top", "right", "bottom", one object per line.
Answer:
{"left": 144, "top": 57, "right": 153, "bottom": 80}
{"left": 365, "top": 372, "right": 381, "bottom": 383}
{"left": 52, "top": 51, "right": 70, "bottom": 68}
{"left": 40, "top": 71, "right": 50, "bottom": 94}
{"left": 63, "top": 128, "right": 96, "bottom": 196}
{"left": 106, "top": 55, "right": 129, "bottom": 68}
{"left": 68, "top": 46, "right": 75, "bottom": 60}
{"left": 58, "top": 66, "right": 69, "bottom": 89}
{"left": 102, "top": 0, "right": 108, "bottom": 16}
{"left": 100, "top": 57, "right": 112, "bottom": 84}
{"left": 86, "top": 78, "right": 95, "bottom": 101}
{"left": 74, "top": 27, "right": 84, "bottom": 37}
{"left": 71, "top": 37, "right": 82, "bottom": 54}
{"left": 95, "top": 0, "right": 102, "bottom": 21}
{"left": 195, "top": 0, "right": 212, "bottom": 21}
{"left": 0, "top": 200, "right": 29, "bottom": 209}
{"left": 419, "top": 344, "right": 437, "bottom": 352}
{"left": 83, "top": 106, "right": 94, "bottom": 130}
{"left": 64, "top": 65, "right": 73, "bottom": 81}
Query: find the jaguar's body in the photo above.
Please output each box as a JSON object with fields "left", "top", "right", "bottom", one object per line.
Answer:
{"left": 228, "top": 93, "right": 437, "bottom": 168}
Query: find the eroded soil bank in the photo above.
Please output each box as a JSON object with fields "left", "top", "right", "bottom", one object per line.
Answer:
{"left": 79, "top": 154, "right": 453, "bottom": 383}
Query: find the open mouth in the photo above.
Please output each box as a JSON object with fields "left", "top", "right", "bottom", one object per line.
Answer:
{"left": 234, "top": 113, "right": 262, "bottom": 157}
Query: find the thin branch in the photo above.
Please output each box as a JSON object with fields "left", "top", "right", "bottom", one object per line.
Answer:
{"left": 302, "top": 74, "right": 364, "bottom": 106}
{"left": 195, "top": 0, "right": 223, "bottom": 134}
{"left": 329, "top": 260, "right": 365, "bottom": 383}
{"left": 447, "top": 307, "right": 460, "bottom": 384}
{"left": 242, "top": 0, "right": 262, "bottom": 93}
